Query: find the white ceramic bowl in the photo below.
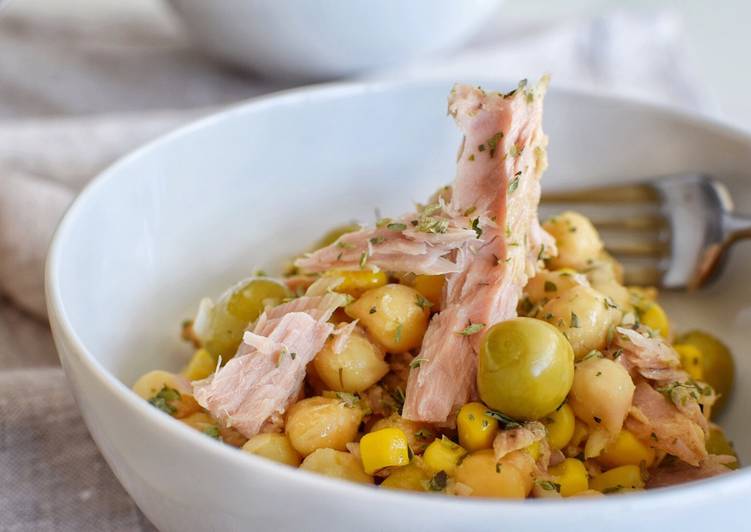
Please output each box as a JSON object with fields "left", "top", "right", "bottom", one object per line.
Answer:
{"left": 47, "top": 79, "right": 750, "bottom": 532}
{"left": 167, "top": 0, "right": 503, "bottom": 80}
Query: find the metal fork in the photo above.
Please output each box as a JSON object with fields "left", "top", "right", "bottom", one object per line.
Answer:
{"left": 540, "top": 174, "right": 751, "bottom": 290}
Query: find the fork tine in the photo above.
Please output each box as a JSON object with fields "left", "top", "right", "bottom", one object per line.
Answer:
{"left": 541, "top": 184, "right": 659, "bottom": 204}
{"left": 605, "top": 241, "right": 669, "bottom": 258}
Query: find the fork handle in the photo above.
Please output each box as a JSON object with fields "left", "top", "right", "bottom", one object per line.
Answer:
{"left": 723, "top": 212, "right": 751, "bottom": 243}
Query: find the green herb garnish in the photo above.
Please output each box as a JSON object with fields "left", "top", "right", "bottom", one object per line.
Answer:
{"left": 203, "top": 426, "right": 222, "bottom": 440}
{"left": 485, "top": 409, "right": 522, "bottom": 428}
{"left": 485, "top": 131, "right": 504, "bottom": 158}
{"left": 471, "top": 217, "right": 483, "bottom": 238}
{"left": 336, "top": 392, "right": 360, "bottom": 408}
{"left": 415, "top": 294, "right": 432, "bottom": 311}
{"left": 458, "top": 323, "right": 485, "bottom": 336}
{"left": 538, "top": 480, "right": 561, "bottom": 492}
{"left": 409, "top": 357, "right": 426, "bottom": 369}
{"left": 508, "top": 176, "right": 520, "bottom": 194}
{"left": 147, "top": 386, "right": 181, "bottom": 416}
{"left": 428, "top": 471, "right": 448, "bottom": 491}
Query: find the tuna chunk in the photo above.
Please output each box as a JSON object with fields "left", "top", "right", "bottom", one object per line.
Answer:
{"left": 614, "top": 327, "right": 687, "bottom": 383}
{"left": 625, "top": 380, "right": 707, "bottom": 466}
{"left": 614, "top": 327, "right": 715, "bottom": 432}
{"left": 193, "top": 293, "right": 345, "bottom": 437}
{"left": 647, "top": 454, "right": 733, "bottom": 488}
{"left": 493, "top": 421, "right": 546, "bottom": 460}
{"left": 295, "top": 215, "right": 478, "bottom": 275}
{"left": 403, "top": 79, "right": 553, "bottom": 422}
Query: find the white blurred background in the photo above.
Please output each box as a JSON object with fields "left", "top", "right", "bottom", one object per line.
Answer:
{"left": 3, "top": 0, "right": 750, "bottom": 128}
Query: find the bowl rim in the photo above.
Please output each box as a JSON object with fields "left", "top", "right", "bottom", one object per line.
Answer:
{"left": 45, "top": 76, "right": 751, "bottom": 512}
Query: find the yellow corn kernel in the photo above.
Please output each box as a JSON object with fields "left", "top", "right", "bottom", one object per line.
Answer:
{"left": 569, "top": 419, "right": 589, "bottom": 450}
{"left": 413, "top": 275, "right": 444, "bottom": 307}
{"left": 423, "top": 436, "right": 468, "bottom": 475}
{"left": 359, "top": 428, "right": 410, "bottom": 475}
{"left": 181, "top": 348, "right": 216, "bottom": 381}
{"left": 325, "top": 269, "right": 388, "bottom": 298}
{"left": 673, "top": 343, "right": 704, "bottom": 381}
{"left": 599, "top": 430, "right": 655, "bottom": 468}
{"left": 457, "top": 402, "right": 499, "bottom": 452}
{"left": 548, "top": 458, "right": 589, "bottom": 497}
{"left": 545, "top": 404, "right": 575, "bottom": 451}
{"left": 526, "top": 441, "right": 541, "bottom": 461}
{"left": 639, "top": 302, "right": 670, "bottom": 338}
{"left": 590, "top": 464, "right": 644, "bottom": 493}
{"left": 380, "top": 462, "right": 430, "bottom": 491}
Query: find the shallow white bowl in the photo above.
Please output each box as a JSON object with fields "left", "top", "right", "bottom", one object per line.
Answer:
{"left": 47, "top": 79, "right": 750, "bottom": 531}
{"left": 167, "top": 0, "right": 503, "bottom": 80}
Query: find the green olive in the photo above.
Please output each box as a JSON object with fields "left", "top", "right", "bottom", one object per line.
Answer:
{"left": 204, "top": 278, "right": 290, "bottom": 360}
{"left": 675, "top": 330, "right": 735, "bottom": 413}
{"left": 706, "top": 427, "right": 739, "bottom": 469}
{"left": 477, "top": 317, "right": 575, "bottom": 420}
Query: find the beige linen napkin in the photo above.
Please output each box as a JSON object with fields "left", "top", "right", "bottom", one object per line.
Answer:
{"left": 0, "top": 3, "right": 709, "bottom": 531}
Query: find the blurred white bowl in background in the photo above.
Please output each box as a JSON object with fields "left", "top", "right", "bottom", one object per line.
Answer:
{"left": 167, "top": 0, "right": 504, "bottom": 80}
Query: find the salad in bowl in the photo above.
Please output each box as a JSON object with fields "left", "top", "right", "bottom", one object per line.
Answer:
{"left": 131, "top": 78, "right": 737, "bottom": 499}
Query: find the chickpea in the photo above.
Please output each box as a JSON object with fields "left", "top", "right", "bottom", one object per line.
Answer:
{"left": 454, "top": 450, "right": 527, "bottom": 499}
{"left": 370, "top": 414, "right": 434, "bottom": 454}
{"left": 285, "top": 397, "right": 363, "bottom": 456}
{"left": 585, "top": 255, "right": 630, "bottom": 310}
{"left": 132, "top": 370, "right": 200, "bottom": 418}
{"left": 345, "top": 284, "right": 430, "bottom": 352}
{"left": 524, "top": 269, "right": 585, "bottom": 306}
{"left": 300, "top": 448, "right": 373, "bottom": 484}
{"left": 539, "top": 285, "right": 620, "bottom": 359}
{"left": 242, "top": 433, "right": 302, "bottom": 467}
{"left": 569, "top": 357, "right": 635, "bottom": 435}
{"left": 313, "top": 331, "right": 389, "bottom": 393}
{"left": 543, "top": 211, "right": 603, "bottom": 271}
{"left": 500, "top": 450, "right": 536, "bottom": 495}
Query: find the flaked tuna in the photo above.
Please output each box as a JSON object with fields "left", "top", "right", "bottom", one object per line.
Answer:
{"left": 404, "top": 79, "right": 553, "bottom": 422}
{"left": 193, "top": 292, "right": 346, "bottom": 437}
{"left": 295, "top": 213, "right": 478, "bottom": 276}
{"left": 647, "top": 454, "right": 733, "bottom": 488}
{"left": 493, "top": 421, "right": 546, "bottom": 460}
{"left": 625, "top": 380, "right": 707, "bottom": 467}
{"left": 614, "top": 327, "right": 715, "bottom": 432}
{"left": 614, "top": 327, "right": 687, "bottom": 383}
